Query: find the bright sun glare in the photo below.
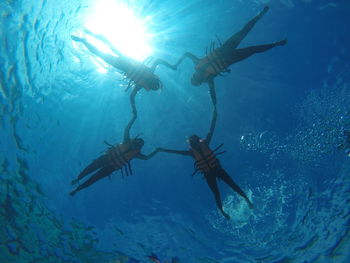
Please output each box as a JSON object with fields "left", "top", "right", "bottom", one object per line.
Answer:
{"left": 84, "top": 0, "right": 153, "bottom": 62}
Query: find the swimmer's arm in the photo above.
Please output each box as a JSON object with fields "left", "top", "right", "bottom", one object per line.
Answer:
{"left": 129, "top": 86, "right": 141, "bottom": 114}
{"left": 205, "top": 103, "right": 217, "bottom": 145}
{"left": 151, "top": 58, "right": 177, "bottom": 72}
{"left": 208, "top": 80, "right": 217, "bottom": 107}
{"left": 183, "top": 52, "right": 200, "bottom": 64}
{"left": 174, "top": 52, "right": 200, "bottom": 68}
{"left": 157, "top": 148, "right": 192, "bottom": 156}
{"left": 135, "top": 149, "right": 160, "bottom": 160}
{"left": 123, "top": 117, "right": 136, "bottom": 143}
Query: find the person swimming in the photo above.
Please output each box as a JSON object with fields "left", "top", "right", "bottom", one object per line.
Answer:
{"left": 157, "top": 107, "right": 253, "bottom": 219}
{"left": 69, "top": 112, "right": 159, "bottom": 196}
{"left": 172, "top": 6, "right": 286, "bottom": 107}
{"left": 71, "top": 31, "right": 176, "bottom": 125}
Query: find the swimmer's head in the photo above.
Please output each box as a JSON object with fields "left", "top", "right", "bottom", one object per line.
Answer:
{"left": 137, "top": 68, "right": 162, "bottom": 91}
{"left": 187, "top": 134, "right": 200, "bottom": 149}
{"left": 150, "top": 76, "right": 163, "bottom": 90}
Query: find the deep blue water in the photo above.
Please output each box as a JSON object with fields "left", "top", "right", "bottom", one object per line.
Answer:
{"left": 1, "top": 0, "right": 350, "bottom": 262}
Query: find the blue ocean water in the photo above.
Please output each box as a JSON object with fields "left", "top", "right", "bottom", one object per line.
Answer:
{"left": 1, "top": 0, "right": 350, "bottom": 262}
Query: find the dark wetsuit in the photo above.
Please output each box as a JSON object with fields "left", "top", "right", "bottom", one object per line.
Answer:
{"left": 158, "top": 107, "right": 252, "bottom": 219}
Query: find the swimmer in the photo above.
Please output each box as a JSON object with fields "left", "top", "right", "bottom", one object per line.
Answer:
{"left": 173, "top": 6, "right": 287, "bottom": 107}
{"left": 70, "top": 113, "right": 159, "bottom": 196}
{"left": 157, "top": 108, "right": 253, "bottom": 219}
{"left": 72, "top": 31, "right": 176, "bottom": 122}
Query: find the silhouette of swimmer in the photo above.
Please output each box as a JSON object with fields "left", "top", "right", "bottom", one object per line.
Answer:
{"left": 158, "top": 108, "right": 253, "bottom": 219}
{"left": 172, "top": 6, "right": 286, "bottom": 108}
{"left": 71, "top": 31, "right": 176, "bottom": 127}
{"left": 70, "top": 113, "right": 159, "bottom": 196}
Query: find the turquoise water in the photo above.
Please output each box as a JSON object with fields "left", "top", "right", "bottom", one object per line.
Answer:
{"left": 1, "top": 0, "right": 350, "bottom": 262}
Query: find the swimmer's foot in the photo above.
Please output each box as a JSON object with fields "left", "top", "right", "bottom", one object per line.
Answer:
{"left": 69, "top": 190, "right": 77, "bottom": 196}
{"left": 248, "top": 201, "right": 254, "bottom": 209}
{"left": 261, "top": 6, "right": 270, "bottom": 16}
{"left": 275, "top": 39, "right": 287, "bottom": 46}
{"left": 222, "top": 211, "right": 231, "bottom": 220}
{"left": 71, "top": 179, "right": 79, "bottom": 185}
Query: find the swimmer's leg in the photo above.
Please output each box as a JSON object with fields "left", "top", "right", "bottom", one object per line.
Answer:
{"left": 221, "top": 6, "right": 269, "bottom": 51}
{"left": 219, "top": 168, "right": 253, "bottom": 208}
{"left": 70, "top": 166, "right": 114, "bottom": 196}
{"left": 226, "top": 39, "right": 287, "bottom": 64}
{"left": 72, "top": 36, "right": 123, "bottom": 68}
{"left": 84, "top": 29, "right": 122, "bottom": 56}
{"left": 71, "top": 155, "right": 108, "bottom": 185}
{"left": 205, "top": 173, "right": 230, "bottom": 219}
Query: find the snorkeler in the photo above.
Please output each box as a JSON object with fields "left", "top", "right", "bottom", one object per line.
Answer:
{"left": 71, "top": 31, "right": 175, "bottom": 120}
{"left": 172, "top": 6, "right": 286, "bottom": 107}
{"left": 69, "top": 112, "right": 159, "bottom": 196}
{"left": 157, "top": 108, "right": 253, "bottom": 220}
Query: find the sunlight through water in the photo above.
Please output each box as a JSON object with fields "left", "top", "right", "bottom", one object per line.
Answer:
{"left": 84, "top": 0, "right": 153, "bottom": 61}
